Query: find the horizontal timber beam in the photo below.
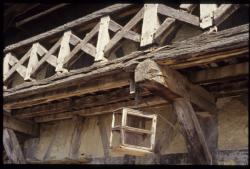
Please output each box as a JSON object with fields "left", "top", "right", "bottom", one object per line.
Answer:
{"left": 134, "top": 59, "right": 217, "bottom": 113}
{"left": 34, "top": 96, "right": 166, "bottom": 123}
{"left": 3, "top": 115, "right": 39, "bottom": 136}
{"left": 189, "top": 62, "right": 249, "bottom": 84}
{"left": 4, "top": 24, "right": 248, "bottom": 109}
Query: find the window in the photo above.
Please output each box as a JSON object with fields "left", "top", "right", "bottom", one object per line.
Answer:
{"left": 110, "top": 107, "right": 157, "bottom": 156}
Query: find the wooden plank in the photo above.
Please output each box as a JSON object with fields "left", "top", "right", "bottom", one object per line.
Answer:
{"left": 135, "top": 59, "right": 217, "bottom": 113}
{"left": 200, "top": 4, "right": 218, "bottom": 29}
{"left": 112, "top": 126, "right": 152, "bottom": 134}
{"left": 109, "top": 20, "right": 141, "bottom": 42}
{"left": 140, "top": 4, "right": 160, "bottom": 47}
{"left": 104, "top": 7, "right": 144, "bottom": 55}
{"left": 180, "top": 4, "right": 196, "bottom": 12}
{"left": 4, "top": 4, "right": 134, "bottom": 53}
{"left": 4, "top": 53, "right": 12, "bottom": 80}
{"left": 157, "top": 4, "right": 200, "bottom": 26}
{"left": 214, "top": 4, "right": 240, "bottom": 26}
{"left": 3, "top": 128, "right": 26, "bottom": 164}
{"left": 55, "top": 31, "right": 71, "bottom": 72}
{"left": 69, "top": 116, "right": 84, "bottom": 159}
{"left": 173, "top": 98, "right": 213, "bottom": 164}
{"left": 37, "top": 44, "right": 58, "bottom": 67}
{"left": 63, "top": 23, "right": 100, "bottom": 68}
{"left": 95, "top": 16, "right": 110, "bottom": 62}
{"left": 189, "top": 62, "right": 249, "bottom": 84}
{"left": 24, "top": 43, "right": 39, "bottom": 80}
{"left": 3, "top": 115, "right": 39, "bottom": 136}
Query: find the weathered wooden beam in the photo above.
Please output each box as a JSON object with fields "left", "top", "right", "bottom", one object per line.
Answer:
{"left": 4, "top": 71, "right": 130, "bottom": 109}
{"left": 140, "top": 4, "right": 160, "bottom": 47}
{"left": 3, "top": 128, "right": 26, "bottom": 164}
{"left": 24, "top": 43, "right": 39, "bottom": 81}
{"left": 157, "top": 4, "right": 200, "bottom": 26}
{"left": 4, "top": 4, "right": 134, "bottom": 53}
{"left": 4, "top": 115, "right": 39, "bottom": 136}
{"left": 26, "top": 157, "right": 91, "bottom": 164}
{"left": 134, "top": 59, "right": 217, "bottom": 113}
{"left": 173, "top": 98, "right": 213, "bottom": 164}
{"left": 69, "top": 116, "right": 84, "bottom": 159}
{"left": 95, "top": 16, "right": 110, "bottom": 62}
{"left": 200, "top": 4, "right": 218, "bottom": 29}
{"left": 4, "top": 24, "right": 248, "bottom": 109}
{"left": 56, "top": 31, "right": 71, "bottom": 73}
{"left": 16, "top": 4, "right": 69, "bottom": 27}
{"left": 189, "top": 62, "right": 249, "bottom": 84}
{"left": 34, "top": 96, "right": 166, "bottom": 123}
{"left": 214, "top": 4, "right": 240, "bottom": 27}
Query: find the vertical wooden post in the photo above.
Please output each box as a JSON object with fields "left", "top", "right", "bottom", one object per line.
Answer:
{"left": 24, "top": 43, "right": 39, "bottom": 80}
{"left": 69, "top": 115, "right": 84, "bottom": 159}
{"left": 95, "top": 16, "right": 110, "bottom": 62}
{"left": 3, "top": 53, "right": 11, "bottom": 81}
{"left": 173, "top": 98, "right": 213, "bottom": 164}
{"left": 200, "top": 4, "right": 218, "bottom": 29}
{"left": 140, "top": 4, "right": 160, "bottom": 47}
{"left": 3, "top": 128, "right": 26, "bottom": 164}
{"left": 56, "top": 31, "right": 71, "bottom": 73}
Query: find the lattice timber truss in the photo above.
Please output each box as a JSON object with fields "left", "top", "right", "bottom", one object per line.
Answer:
{"left": 3, "top": 3, "right": 241, "bottom": 89}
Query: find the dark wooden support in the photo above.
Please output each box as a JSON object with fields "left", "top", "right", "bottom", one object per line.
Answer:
{"left": 173, "top": 99, "right": 213, "bottom": 164}
{"left": 3, "top": 114, "right": 39, "bottom": 137}
{"left": 3, "top": 128, "right": 26, "bottom": 164}
{"left": 69, "top": 115, "right": 84, "bottom": 159}
{"left": 135, "top": 59, "right": 217, "bottom": 113}
{"left": 135, "top": 59, "right": 218, "bottom": 164}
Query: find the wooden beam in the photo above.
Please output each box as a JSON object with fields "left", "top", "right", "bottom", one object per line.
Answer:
{"left": 200, "top": 4, "right": 218, "bottom": 29}
{"left": 140, "top": 4, "right": 160, "bottom": 47}
{"left": 173, "top": 98, "right": 213, "bottom": 164}
{"left": 135, "top": 59, "right": 217, "bottom": 113}
{"left": 4, "top": 4, "right": 134, "bottom": 53}
{"left": 189, "top": 62, "right": 249, "bottom": 84}
{"left": 34, "top": 96, "right": 166, "bottom": 123}
{"left": 4, "top": 71, "right": 130, "bottom": 109}
{"left": 56, "top": 31, "right": 71, "bottom": 72}
{"left": 3, "top": 128, "right": 26, "bottom": 164}
{"left": 26, "top": 157, "right": 91, "bottom": 164}
{"left": 95, "top": 16, "right": 110, "bottom": 62}
{"left": 24, "top": 43, "right": 39, "bottom": 81}
{"left": 16, "top": 4, "right": 69, "bottom": 27}
{"left": 214, "top": 4, "right": 240, "bottom": 26}
{"left": 69, "top": 116, "right": 84, "bottom": 159}
{"left": 3, "top": 115, "right": 39, "bottom": 136}
{"left": 157, "top": 4, "right": 200, "bottom": 26}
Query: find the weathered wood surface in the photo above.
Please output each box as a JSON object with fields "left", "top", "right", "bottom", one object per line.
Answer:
{"left": 134, "top": 59, "right": 217, "bottom": 113}
{"left": 4, "top": 24, "right": 248, "bottom": 109}
{"left": 157, "top": 4, "right": 200, "bottom": 26}
{"left": 3, "top": 128, "right": 26, "bottom": 164}
{"left": 214, "top": 4, "right": 240, "bottom": 26}
{"left": 4, "top": 4, "right": 134, "bottom": 53}
{"left": 3, "top": 115, "right": 39, "bottom": 136}
{"left": 69, "top": 116, "right": 84, "bottom": 159}
{"left": 27, "top": 157, "right": 91, "bottom": 164}
{"left": 173, "top": 99, "right": 213, "bottom": 164}
{"left": 189, "top": 62, "right": 249, "bottom": 84}
{"left": 34, "top": 95, "right": 166, "bottom": 123}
